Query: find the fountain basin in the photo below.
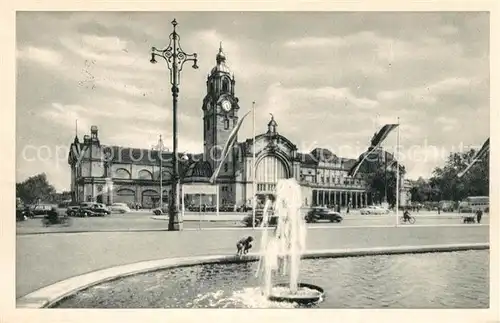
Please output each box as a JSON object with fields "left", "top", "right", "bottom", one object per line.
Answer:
{"left": 47, "top": 248, "right": 488, "bottom": 308}
{"left": 268, "top": 283, "right": 324, "bottom": 304}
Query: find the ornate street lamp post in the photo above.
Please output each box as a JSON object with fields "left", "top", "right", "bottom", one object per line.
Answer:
{"left": 150, "top": 19, "right": 198, "bottom": 231}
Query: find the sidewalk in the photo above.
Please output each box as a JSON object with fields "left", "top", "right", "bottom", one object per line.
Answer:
{"left": 16, "top": 225, "right": 489, "bottom": 299}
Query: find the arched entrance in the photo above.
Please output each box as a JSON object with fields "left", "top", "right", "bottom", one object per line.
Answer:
{"left": 115, "top": 188, "right": 135, "bottom": 206}
{"left": 255, "top": 154, "right": 290, "bottom": 196}
{"left": 142, "top": 189, "right": 159, "bottom": 209}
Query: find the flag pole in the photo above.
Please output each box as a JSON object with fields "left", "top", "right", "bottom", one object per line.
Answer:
{"left": 252, "top": 101, "right": 256, "bottom": 229}
{"left": 396, "top": 117, "right": 400, "bottom": 227}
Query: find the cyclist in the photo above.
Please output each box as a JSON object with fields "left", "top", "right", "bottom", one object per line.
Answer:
{"left": 402, "top": 208, "right": 412, "bottom": 223}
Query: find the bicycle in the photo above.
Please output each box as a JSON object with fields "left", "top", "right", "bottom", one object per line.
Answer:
{"left": 399, "top": 215, "right": 416, "bottom": 224}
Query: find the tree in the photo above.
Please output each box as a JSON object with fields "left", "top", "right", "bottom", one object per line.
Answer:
{"left": 16, "top": 173, "right": 57, "bottom": 204}
{"left": 363, "top": 168, "right": 398, "bottom": 205}
{"left": 410, "top": 177, "right": 430, "bottom": 202}
{"left": 358, "top": 148, "right": 403, "bottom": 206}
{"left": 429, "top": 149, "right": 489, "bottom": 201}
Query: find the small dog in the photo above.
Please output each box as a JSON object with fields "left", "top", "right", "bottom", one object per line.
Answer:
{"left": 236, "top": 236, "right": 254, "bottom": 256}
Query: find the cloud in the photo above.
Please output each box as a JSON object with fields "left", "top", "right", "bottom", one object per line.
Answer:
{"left": 435, "top": 116, "right": 459, "bottom": 132}
{"left": 15, "top": 12, "right": 490, "bottom": 191}
{"left": 259, "top": 82, "right": 378, "bottom": 116}
{"left": 377, "top": 77, "right": 482, "bottom": 104}
{"left": 42, "top": 101, "right": 170, "bottom": 127}
{"left": 17, "top": 46, "right": 64, "bottom": 67}
{"left": 81, "top": 34, "right": 129, "bottom": 52}
{"left": 284, "top": 36, "right": 346, "bottom": 48}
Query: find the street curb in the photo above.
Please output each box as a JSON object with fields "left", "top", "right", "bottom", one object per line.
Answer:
{"left": 16, "top": 242, "right": 489, "bottom": 309}
{"left": 16, "top": 228, "right": 171, "bottom": 235}
{"left": 16, "top": 223, "right": 489, "bottom": 236}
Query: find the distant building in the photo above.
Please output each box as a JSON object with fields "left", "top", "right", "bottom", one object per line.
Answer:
{"left": 68, "top": 45, "right": 407, "bottom": 209}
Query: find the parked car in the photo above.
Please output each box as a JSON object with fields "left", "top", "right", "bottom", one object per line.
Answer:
{"left": 16, "top": 205, "right": 33, "bottom": 221}
{"left": 438, "top": 200, "right": 456, "bottom": 212}
{"left": 242, "top": 207, "right": 278, "bottom": 227}
{"left": 77, "top": 202, "right": 110, "bottom": 217}
{"left": 360, "top": 205, "right": 389, "bottom": 215}
{"left": 152, "top": 205, "right": 169, "bottom": 215}
{"left": 30, "top": 204, "right": 56, "bottom": 216}
{"left": 219, "top": 204, "right": 235, "bottom": 212}
{"left": 305, "top": 207, "right": 343, "bottom": 223}
{"left": 109, "top": 202, "right": 131, "bottom": 214}
{"left": 66, "top": 205, "right": 81, "bottom": 217}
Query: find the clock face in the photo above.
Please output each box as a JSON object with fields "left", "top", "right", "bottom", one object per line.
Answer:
{"left": 221, "top": 100, "right": 231, "bottom": 112}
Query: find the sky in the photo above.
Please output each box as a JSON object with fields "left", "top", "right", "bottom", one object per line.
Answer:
{"left": 16, "top": 11, "right": 490, "bottom": 192}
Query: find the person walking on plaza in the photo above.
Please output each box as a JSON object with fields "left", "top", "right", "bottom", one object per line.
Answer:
{"left": 476, "top": 209, "right": 483, "bottom": 224}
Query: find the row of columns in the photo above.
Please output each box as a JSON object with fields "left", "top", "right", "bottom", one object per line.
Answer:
{"left": 312, "top": 190, "right": 368, "bottom": 208}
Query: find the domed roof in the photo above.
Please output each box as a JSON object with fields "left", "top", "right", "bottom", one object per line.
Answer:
{"left": 210, "top": 42, "right": 231, "bottom": 75}
{"left": 185, "top": 160, "right": 213, "bottom": 178}
{"left": 211, "top": 63, "right": 231, "bottom": 74}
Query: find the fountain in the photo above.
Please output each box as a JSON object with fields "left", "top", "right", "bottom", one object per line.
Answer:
{"left": 255, "top": 178, "right": 324, "bottom": 304}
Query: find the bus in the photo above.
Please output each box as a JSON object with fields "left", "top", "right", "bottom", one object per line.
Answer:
{"left": 458, "top": 196, "right": 489, "bottom": 213}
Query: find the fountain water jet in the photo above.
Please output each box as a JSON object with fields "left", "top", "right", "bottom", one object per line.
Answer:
{"left": 255, "top": 178, "right": 324, "bottom": 304}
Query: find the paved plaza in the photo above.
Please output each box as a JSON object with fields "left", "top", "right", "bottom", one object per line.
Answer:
{"left": 16, "top": 222, "right": 489, "bottom": 300}
{"left": 16, "top": 211, "right": 489, "bottom": 235}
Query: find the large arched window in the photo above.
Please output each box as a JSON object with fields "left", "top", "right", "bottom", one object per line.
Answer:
{"left": 255, "top": 155, "right": 289, "bottom": 192}
{"left": 114, "top": 168, "right": 131, "bottom": 179}
{"left": 141, "top": 189, "right": 159, "bottom": 208}
{"left": 138, "top": 169, "right": 153, "bottom": 180}
{"left": 115, "top": 188, "right": 135, "bottom": 205}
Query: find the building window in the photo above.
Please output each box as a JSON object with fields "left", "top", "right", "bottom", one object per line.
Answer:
{"left": 222, "top": 79, "right": 229, "bottom": 92}
{"left": 207, "top": 118, "right": 210, "bottom": 129}
{"left": 224, "top": 118, "right": 229, "bottom": 130}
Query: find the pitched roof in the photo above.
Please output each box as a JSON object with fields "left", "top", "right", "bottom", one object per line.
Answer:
{"left": 296, "top": 149, "right": 357, "bottom": 170}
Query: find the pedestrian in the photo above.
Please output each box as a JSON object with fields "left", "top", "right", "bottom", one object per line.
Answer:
{"left": 476, "top": 209, "right": 483, "bottom": 224}
{"left": 336, "top": 204, "right": 340, "bottom": 213}
{"left": 437, "top": 205, "right": 441, "bottom": 214}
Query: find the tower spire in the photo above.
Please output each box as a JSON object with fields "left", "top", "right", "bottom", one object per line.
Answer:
{"left": 216, "top": 41, "right": 226, "bottom": 64}
{"left": 74, "top": 119, "right": 80, "bottom": 144}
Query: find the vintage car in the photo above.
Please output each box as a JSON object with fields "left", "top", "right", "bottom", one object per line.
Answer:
{"left": 152, "top": 205, "right": 169, "bottom": 215}
{"left": 30, "top": 204, "right": 56, "bottom": 216}
{"left": 109, "top": 202, "right": 131, "bottom": 214}
{"left": 71, "top": 203, "right": 111, "bottom": 217}
{"left": 359, "top": 205, "right": 390, "bottom": 215}
{"left": 242, "top": 207, "right": 278, "bottom": 227}
{"left": 304, "top": 207, "right": 343, "bottom": 223}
